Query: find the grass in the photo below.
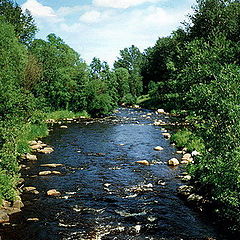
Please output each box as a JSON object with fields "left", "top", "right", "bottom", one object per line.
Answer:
{"left": 16, "top": 123, "right": 49, "bottom": 155}
{"left": 45, "top": 110, "right": 90, "bottom": 120}
{"left": 171, "top": 129, "right": 205, "bottom": 152}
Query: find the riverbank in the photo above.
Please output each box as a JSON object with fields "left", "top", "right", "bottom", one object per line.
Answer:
{"left": 0, "top": 110, "right": 90, "bottom": 224}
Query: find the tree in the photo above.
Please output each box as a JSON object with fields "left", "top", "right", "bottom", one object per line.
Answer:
{"left": 0, "top": 0, "right": 37, "bottom": 45}
{"left": 30, "top": 34, "right": 88, "bottom": 111}
{"left": 114, "top": 45, "right": 143, "bottom": 97}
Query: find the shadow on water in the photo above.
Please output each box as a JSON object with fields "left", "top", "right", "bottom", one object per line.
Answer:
{"left": 0, "top": 108, "right": 233, "bottom": 240}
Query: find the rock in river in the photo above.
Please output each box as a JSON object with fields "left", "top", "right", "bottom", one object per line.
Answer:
{"left": 39, "top": 171, "right": 52, "bottom": 176}
{"left": 154, "top": 146, "right": 164, "bottom": 151}
{"left": 168, "top": 158, "right": 180, "bottom": 166}
{"left": 135, "top": 160, "right": 150, "bottom": 166}
{"left": 25, "top": 153, "right": 37, "bottom": 161}
{"left": 0, "top": 211, "right": 9, "bottom": 223}
{"left": 40, "top": 164, "right": 63, "bottom": 168}
{"left": 47, "top": 189, "right": 61, "bottom": 196}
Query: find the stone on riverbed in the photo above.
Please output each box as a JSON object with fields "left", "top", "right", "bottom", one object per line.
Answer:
{"left": 187, "top": 193, "right": 203, "bottom": 202}
{"left": 25, "top": 153, "right": 37, "bottom": 161}
{"left": 39, "top": 171, "right": 52, "bottom": 176}
{"left": 135, "top": 160, "right": 150, "bottom": 166}
{"left": 40, "top": 164, "right": 63, "bottom": 168}
{"left": 23, "top": 187, "right": 37, "bottom": 192}
{"left": 30, "top": 144, "right": 42, "bottom": 150}
{"left": 27, "top": 218, "right": 39, "bottom": 222}
{"left": 154, "top": 146, "right": 164, "bottom": 151}
{"left": 168, "top": 158, "right": 180, "bottom": 166}
{"left": 47, "top": 189, "right": 61, "bottom": 196}
{"left": 0, "top": 211, "right": 9, "bottom": 223}
{"left": 162, "top": 133, "right": 171, "bottom": 139}
{"left": 182, "top": 175, "right": 192, "bottom": 182}
{"left": 177, "top": 185, "right": 194, "bottom": 197}
{"left": 156, "top": 109, "right": 165, "bottom": 114}
{"left": 60, "top": 125, "right": 68, "bottom": 129}
{"left": 37, "top": 147, "right": 54, "bottom": 154}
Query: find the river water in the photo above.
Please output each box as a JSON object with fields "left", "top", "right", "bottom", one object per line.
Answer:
{"left": 0, "top": 108, "right": 231, "bottom": 240}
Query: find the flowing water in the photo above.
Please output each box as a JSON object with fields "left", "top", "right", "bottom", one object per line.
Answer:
{"left": 0, "top": 108, "right": 231, "bottom": 240}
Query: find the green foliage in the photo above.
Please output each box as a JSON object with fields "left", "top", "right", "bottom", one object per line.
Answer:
{"left": 0, "top": 0, "right": 37, "bottom": 45}
{"left": 139, "top": 0, "right": 240, "bottom": 232}
{"left": 45, "top": 110, "right": 89, "bottom": 120}
{"left": 171, "top": 130, "right": 205, "bottom": 152}
{"left": 114, "top": 45, "right": 143, "bottom": 97}
{"left": 0, "top": 170, "right": 17, "bottom": 202}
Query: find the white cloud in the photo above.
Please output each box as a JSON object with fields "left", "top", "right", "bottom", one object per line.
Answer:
{"left": 22, "top": 0, "right": 56, "bottom": 17}
{"left": 58, "top": 5, "right": 192, "bottom": 65}
{"left": 57, "top": 5, "right": 91, "bottom": 17}
{"left": 80, "top": 10, "right": 102, "bottom": 23}
{"left": 93, "top": 0, "right": 162, "bottom": 9}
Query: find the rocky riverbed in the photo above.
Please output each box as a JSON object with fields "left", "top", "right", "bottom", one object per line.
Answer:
{"left": 0, "top": 108, "right": 231, "bottom": 240}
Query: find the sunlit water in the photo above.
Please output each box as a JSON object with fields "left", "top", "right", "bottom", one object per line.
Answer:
{"left": 0, "top": 108, "right": 230, "bottom": 240}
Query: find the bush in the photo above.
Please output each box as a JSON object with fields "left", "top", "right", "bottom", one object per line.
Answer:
{"left": 171, "top": 129, "right": 205, "bottom": 152}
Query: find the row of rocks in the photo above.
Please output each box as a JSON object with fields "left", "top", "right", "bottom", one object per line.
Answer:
{"left": 21, "top": 140, "right": 54, "bottom": 161}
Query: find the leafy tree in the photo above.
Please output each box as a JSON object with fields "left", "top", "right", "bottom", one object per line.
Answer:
{"left": 114, "top": 45, "right": 143, "bottom": 97}
{"left": 0, "top": 0, "right": 37, "bottom": 45}
{"left": 30, "top": 34, "right": 88, "bottom": 111}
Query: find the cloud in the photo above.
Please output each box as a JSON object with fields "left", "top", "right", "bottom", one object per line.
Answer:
{"left": 22, "top": 0, "right": 56, "bottom": 17}
{"left": 80, "top": 10, "right": 102, "bottom": 23}
{"left": 22, "top": 0, "right": 63, "bottom": 23}
{"left": 58, "top": 5, "right": 192, "bottom": 65}
{"left": 57, "top": 5, "right": 91, "bottom": 17}
{"left": 93, "top": 0, "right": 162, "bottom": 9}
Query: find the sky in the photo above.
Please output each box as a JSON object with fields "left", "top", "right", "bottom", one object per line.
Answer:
{"left": 16, "top": 0, "right": 197, "bottom": 65}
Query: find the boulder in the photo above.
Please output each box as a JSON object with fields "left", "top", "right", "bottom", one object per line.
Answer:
{"left": 156, "top": 109, "right": 165, "bottom": 114}
{"left": 0, "top": 211, "right": 9, "bottom": 223}
{"left": 40, "top": 164, "right": 63, "bottom": 168}
{"left": 25, "top": 153, "right": 37, "bottom": 161}
{"left": 28, "top": 140, "right": 38, "bottom": 145}
{"left": 135, "top": 160, "right": 150, "bottom": 166}
{"left": 154, "top": 146, "right": 164, "bottom": 151}
{"left": 177, "top": 185, "right": 194, "bottom": 197}
{"left": 187, "top": 193, "right": 203, "bottom": 202}
{"left": 153, "top": 121, "right": 161, "bottom": 126}
{"left": 176, "top": 150, "right": 183, "bottom": 154}
{"left": 12, "top": 200, "right": 24, "bottom": 209}
{"left": 182, "top": 153, "right": 193, "bottom": 163}
{"left": 162, "top": 133, "right": 171, "bottom": 139}
{"left": 30, "top": 144, "right": 42, "bottom": 150}
{"left": 47, "top": 189, "right": 61, "bottom": 196}
{"left": 182, "top": 175, "right": 192, "bottom": 182}
{"left": 181, "top": 160, "right": 189, "bottom": 164}
{"left": 39, "top": 171, "right": 52, "bottom": 176}
{"left": 27, "top": 218, "right": 39, "bottom": 222}
{"left": 37, "top": 147, "right": 54, "bottom": 154}
{"left": 23, "top": 187, "right": 37, "bottom": 192}
{"left": 168, "top": 158, "right": 180, "bottom": 166}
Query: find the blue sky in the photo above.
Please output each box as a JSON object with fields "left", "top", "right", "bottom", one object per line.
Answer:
{"left": 16, "top": 0, "right": 196, "bottom": 65}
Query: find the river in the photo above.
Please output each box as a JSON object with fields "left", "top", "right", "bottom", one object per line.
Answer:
{"left": 0, "top": 108, "right": 230, "bottom": 240}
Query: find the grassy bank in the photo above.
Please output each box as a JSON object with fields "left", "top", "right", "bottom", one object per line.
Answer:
{"left": 0, "top": 110, "right": 89, "bottom": 205}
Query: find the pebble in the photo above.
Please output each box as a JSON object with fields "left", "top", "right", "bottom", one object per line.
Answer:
{"left": 135, "top": 160, "right": 150, "bottom": 166}
{"left": 154, "top": 146, "right": 164, "bottom": 151}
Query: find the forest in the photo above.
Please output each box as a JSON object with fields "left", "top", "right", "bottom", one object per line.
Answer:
{"left": 0, "top": 0, "right": 239, "bottom": 233}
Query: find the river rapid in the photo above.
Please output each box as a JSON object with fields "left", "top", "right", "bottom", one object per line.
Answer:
{"left": 0, "top": 108, "right": 231, "bottom": 240}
